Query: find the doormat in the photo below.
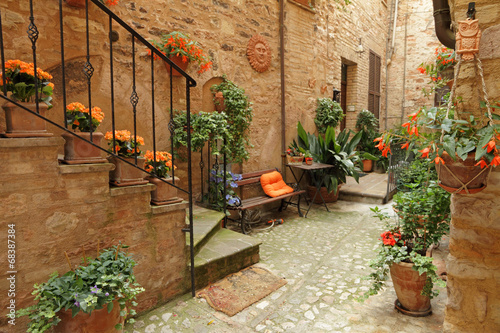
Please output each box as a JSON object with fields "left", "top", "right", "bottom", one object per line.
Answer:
{"left": 196, "top": 266, "right": 287, "bottom": 317}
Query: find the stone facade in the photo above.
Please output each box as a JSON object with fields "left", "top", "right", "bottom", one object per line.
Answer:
{"left": 443, "top": 0, "right": 500, "bottom": 332}
{"left": 0, "top": 138, "right": 189, "bottom": 331}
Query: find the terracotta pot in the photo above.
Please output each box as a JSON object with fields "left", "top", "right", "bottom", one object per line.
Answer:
{"left": 214, "top": 91, "right": 225, "bottom": 112}
{"left": 64, "top": 0, "right": 86, "bottom": 8}
{"left": 362, "top": 159, "right": 373, "bottom": 172}
{"left": 286, "top": 155, "right": 304, "bottom": 165}
{"left": 55, "top": 300, "right": 124, "bottom": 333}
{"left": 145, "top": 176, "right": 182, "bottom": 205}
{"left": 436, "top": 152, "right": 490, "bottom": 194}
{"left": 306, "top": 184, "right": 341, "bottom": 204}
{"left": 164, "top": 55, "right": 189, "bottom": 77}
{"left": 108, "top": 156, "right": 148, "bottom": 186}
{"left": 61, "top": 132, "right": 107, "bottom": 164}
{"left": 390, "top": 261, "right": 431, "bottom": 316}
{"left": 305, "top": 158, "right": 313, "bottom": 165}
{"left": 2, "top": 101, "right": 52, "bottom": 138}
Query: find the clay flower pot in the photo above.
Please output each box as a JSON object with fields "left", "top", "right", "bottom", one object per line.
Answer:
{"left": 362, "top": 159, "right": 373, "bottom": 172}
{"left": 436, "top": 152, "right": 490, "bottom": 194}
{"left": 108, "top": 156, "right": 148, "bottom": 186}
{"left": 307, "top": 184, "right": 341, "bottom": 204}
{"left": 55, "top": 300, "right": 125, "bottom": 333}
{"left": 145, "top": 176, "right": 182, "bottom": 205}
{"left": 164, "top": 55, "right": 189, "bottom": 77}
{"left": 2, "top": 101, "right": 52, "bottom": 137}
{"left": 61, "top": 131, "right": 107, "bottom": 164}
{"left": 390, "top": 261, "right": 432, "bottom": 316}
{"left": 64, "top": 0, "right": 86, "bottom": 8}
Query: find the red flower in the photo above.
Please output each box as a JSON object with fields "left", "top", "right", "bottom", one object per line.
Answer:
{"left": 483, "top": 138, "right": 497, "bottom": 153}
{"left": 382, "top": 146, "right": 391, "bottom": 158}
{"left": 419, "top": 147, "right": 430, "bottom": 158}
{"left": 434, "top": 156, "right": 445, "bottom": 165}
{"left": 401, "top": 142, "right": 409, "bottom": 150}
{"left": 408, "top": 111, "right": 419, "bottom": 121}
{"left": 402, "top": 122, "right": 411, "bottom": 133}
{"left": 475, "top": 160, "right": 488, "bottom": 169}
{"left": 491, "top": 155, "right": 500, "bottom": 167}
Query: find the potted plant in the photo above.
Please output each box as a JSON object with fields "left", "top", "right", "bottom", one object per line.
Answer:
{"left": 105, "top": 130, "right": 148, "bottom": 186}
{"left": 1, "top": 59, "right": 54, "bottom": 137}
{"left": 144, "top": 150, "right": 181, "bottom": 205}
{"left": 16, "top": 243, "right": 144, "bottom": 332}
{"left": 285, "top": 142, "right": 304, "bottom": 165}
{"left": 149, "top": 31, "right": 212, "bottom": 76}
{"left": 304, "top": 151, "right": 313, "bottom": 165}
{"left": 210, "top": 75, "right": 254, "bottom": 163}
{"left": 360, "top": 207, "right": 446, "bottom": 316}
{"left": 61, "top": 102, "right": 107, "bottom": 164}
{"left": 417, "top": 47, "right": 457, "bottom": 93}
{"left": 296, "top": 122, "right": 361, "bottom": 202}
{"left": 375, "top": 101, "right": 500, "bottom": 194}
{"left": 314, "top": 97, "right": 345, "bottom": 134}
{"left": 355, "top": 110, "right": 380, "bottom": 172}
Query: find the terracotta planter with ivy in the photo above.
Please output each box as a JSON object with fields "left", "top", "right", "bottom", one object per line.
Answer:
{"left": 436, "top": 152, "right": 490, "bottom": 194}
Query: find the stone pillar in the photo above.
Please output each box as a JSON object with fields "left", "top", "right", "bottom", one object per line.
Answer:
{"left": 444, "top": 0, "right": 500, "bottom": 332}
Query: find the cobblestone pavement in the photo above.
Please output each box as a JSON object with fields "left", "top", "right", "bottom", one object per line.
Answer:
{"left": 126, "top": 201, "right": 448, "bottom": 333}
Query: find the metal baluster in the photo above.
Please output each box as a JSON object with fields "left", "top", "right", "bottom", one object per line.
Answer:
{"left": 28, "top": 0, "right": 39, "bottom": 113}
{"left": 169, "top": 62, "right": 174, "bottom": 183}
{"left": 0, "top": 8, "right": 7, "bottom": 96}
{"left": 223, "top": 138, "right": 227, "bottom": 228}
{"left": 109, "top": 16, "right": 116, "bottom": 155}
{"left": 130, "top": 36, "right": 139, "bottom": 165}
{"left": 200, "top": 149, "right": 204, "bottom": 201}
{"left": 151, "top": 52, "right": 157, "bottom": 175}
{"left": 59, "top": 0, "right": 68, "bottom": 126}
{"left": 84, "top": 0, "right": 94, "bottom": 140}
{"left": 186, "top": 79, "right": 195, "bottom": 298}
{"left": 207, "top": 144, "right": 211, "bottom": 205}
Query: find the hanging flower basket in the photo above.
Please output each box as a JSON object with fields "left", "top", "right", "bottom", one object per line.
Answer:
{"left": 436, "top": 152, "right": 491, "bottom": 194}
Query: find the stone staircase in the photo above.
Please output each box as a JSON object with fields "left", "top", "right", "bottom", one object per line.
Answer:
{"left": 188, "top": 206, "right": 262, "bottom": 289}
{"left": 339, "top": 172, "right": 390, "bottom": 204}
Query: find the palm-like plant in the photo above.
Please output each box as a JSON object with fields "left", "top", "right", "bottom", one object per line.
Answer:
{"left": 296, "top": 122, "right": 361, "bottom": 194}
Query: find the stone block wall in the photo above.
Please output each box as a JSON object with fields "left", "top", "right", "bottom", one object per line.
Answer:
{"left": 0, "top": 138, "right": 189, "bottom": 332}
{"left": 443, "top": 0, "right": 500, "bottom": 332}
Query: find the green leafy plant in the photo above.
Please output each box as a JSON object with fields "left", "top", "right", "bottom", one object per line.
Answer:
{"left": 360, "top": 207, "right": 446, "bottom": 301}
{"left": 314, "top": 98, "right": 345, "bottom": 134}
{"left": 417, "top": 47, "right": 457, "bottom": 94}
{"left": 148, "top": 31, "right": 212, "bottom": 74}
{"left": 210, "top": 75, "right": 254, "bottom": 163}
{"left": 1, "top": 59, "right": 54, "bottom": 108}
{"left": 16, "top": 244, "right": 144, "bottom": 332}
{"left": 355, "top": 110, "right": 380, "bottom": 161}
{"left": 296, "top": 121, "right": 361, "bottom": 194}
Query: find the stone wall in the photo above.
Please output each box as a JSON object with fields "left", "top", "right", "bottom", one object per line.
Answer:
{"left": 443, "top": 0, "right": 500, "bottom": 332}
{"left": 0, "top": 138, "right": 189, "bottom": 332}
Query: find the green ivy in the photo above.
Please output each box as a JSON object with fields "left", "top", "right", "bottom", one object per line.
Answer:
{"left": 314, "top": 98, "right": 344, "bottom": 134}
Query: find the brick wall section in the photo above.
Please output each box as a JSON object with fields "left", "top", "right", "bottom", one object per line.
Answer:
{"left": 443, "top": 0, "right": 500, "bottom": 332}
{"left": 0, "top": 138, "right": 189, "bottom": 332}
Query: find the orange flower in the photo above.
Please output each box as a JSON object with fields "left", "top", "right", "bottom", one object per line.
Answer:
{"left": 491, "top": 155, "right": 500, "bottom": 167}
{"left": 382, "top": 146, "right": 391, "bottom": 157}
{"left": 401, "top": 142, "right": 409, "bottom": 150}
{"left": 402, "top": 122, "right": 411, "bottom": 133}
{"left": 434, "top": 156, "right": 445, "bottom": 165}
{"left": 419, "top": 147, "right": 430, "bottom": 158}
{"left": 483, "top": 138, "right": 497, "bottom": 153}
{"left": 475, "top": 160, "right": 488, "bottom": 169}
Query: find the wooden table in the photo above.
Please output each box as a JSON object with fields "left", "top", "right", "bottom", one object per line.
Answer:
{"left": 286, "top": 162, "right": 335, "bottom": 217}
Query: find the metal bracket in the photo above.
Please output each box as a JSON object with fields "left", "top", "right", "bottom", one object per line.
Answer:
{"left": 182, "top": 227, "right": 191, "bottom": 233}
{"left": 467, "top": 2, "right": 476, "bottom": 19}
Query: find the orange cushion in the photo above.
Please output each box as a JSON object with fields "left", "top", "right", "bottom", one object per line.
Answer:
{"left": 260, "top": 171, "right": 294, "bottom": 198}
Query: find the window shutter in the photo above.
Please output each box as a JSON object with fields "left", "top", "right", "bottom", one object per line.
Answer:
{"left": 368, "top": 51, "right": 381, "bottom": 119}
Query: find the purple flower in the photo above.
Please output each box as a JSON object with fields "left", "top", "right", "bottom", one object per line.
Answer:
{"left": 91, "top": 285, "right": 100, "bottom": 294}
{"left": 230, "top": 182, "right": 238, "bottom": 188}
{"left": 105, "top": 292, "right": 109, "bottom": 296}
{"left": 74, "top": 301, "right": 80, "bottom": 307}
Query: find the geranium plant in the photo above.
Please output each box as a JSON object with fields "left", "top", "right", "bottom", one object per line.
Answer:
{"left": 144, "top": 150, "right": 176, "bottom": 178}
{"left": 0, "top": 59, "right": 54, "bottom": 108}
{"left": 417, "top": 47, "right": 457, "bottom": 91}
{"left": 16, "top": 243, "right": 144, "bottom": 332}
{"left": 105, "top": 130, "right": 145, "bottom": 157}
{"left": 149, "top": 31, "right": 212, "bottom": 74}
{"left": 65, "top": 102, "right": 104, "bottom": 132}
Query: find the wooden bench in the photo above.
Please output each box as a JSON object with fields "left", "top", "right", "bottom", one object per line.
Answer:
{"left": 226, "top": 168, "right": 306, "bottom": 234}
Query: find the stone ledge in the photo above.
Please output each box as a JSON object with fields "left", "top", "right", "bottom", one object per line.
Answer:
{"left": 110, "top": 183, "right": 155, "bottom": 196}
{"left": 151, "top": 201, "right": 190, "bottom": 215}
{"left": 59, "top": 162, "right": 115, "bottom": 174}
{"left": 0, "top": 136, "right": 64, "bottom": 148}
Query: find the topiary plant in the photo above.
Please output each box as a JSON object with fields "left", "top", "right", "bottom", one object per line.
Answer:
{"left": 314, "top": 98, "right": 344, "bottom": 134}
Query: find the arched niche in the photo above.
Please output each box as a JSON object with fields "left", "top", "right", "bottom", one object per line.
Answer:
{"left": 202, "top": 77, "right": 224, "bottom": 112}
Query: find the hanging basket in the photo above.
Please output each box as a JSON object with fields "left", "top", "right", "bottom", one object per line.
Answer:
{"left": 436, "top": 152, "right": 491, "bottom": 194}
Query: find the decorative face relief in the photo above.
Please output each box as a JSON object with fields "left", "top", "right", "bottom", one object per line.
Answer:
{"left": 456, "top": 18, "right": 481, "bottom": 61}
{"left": 247, "top": 35, "right": 271, "bottom": 72}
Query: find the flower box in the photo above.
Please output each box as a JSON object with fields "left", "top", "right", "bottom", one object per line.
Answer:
{"left": 286, "top": 155, "right": 304, "bottom": 165}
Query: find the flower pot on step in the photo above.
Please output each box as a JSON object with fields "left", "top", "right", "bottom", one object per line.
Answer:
{"left": 2, "top": 101, "right": 52, "bottom": 137}
{"left": 54, "top": 300, "right": 124, "bottom": 333}
{"left": 145, "top": 176, "right": 183, "bottom": 205}
{"left": 61, "top": 131, "right": 107, "bottom": 164}
{"left": 164, "top": 55, "right": 189, "bottom": 77}
{"left": 108, "top": 156, "right": 148, "bottom": 186}
{"left": 436, "top": 152, "right": 490, "bottom": 194}
{"left": 362, "top": 159, "right": 373, "bottom": 172}
{"left": 390, "top": 261, "right": 432, "bottom": 316}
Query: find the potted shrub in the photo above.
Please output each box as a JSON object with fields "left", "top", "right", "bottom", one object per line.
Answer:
{"left": 285, "top": 142, "right": 304, "bottom": 165}
{"left": 149, "top": 31, "right": 212, "bottom": 76}
{"left": 1, "top": 59, "right": 54, "bottom": 137}
{"left": 144, "top": 150, "right": 181, "bottom": 205}
{"left": 304, "top": 151, "right": 313, "bottom": 165}
{"left": 296, "top": 121, "right": 361, "bottom": 202}
{"left": 16, "top": 243, "right": 144, "bottom": 332}
{"left": 355, "top": 110, "right": 380, "bottom": 172}
{"left": 105, "top": 130, "right": 148, "bottom": 186}
{"left": 360, "top": 207, "right": 446, "bottom": 316}
{"left": 62, "top": 102, "right": 107, "bottom": 164}
{"left": 314, "top": 97, "right": 344, "bottom": 134}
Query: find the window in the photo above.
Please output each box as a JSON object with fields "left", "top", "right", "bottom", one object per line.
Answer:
{"left": 368, "top": 51, "right": 381, "bottom": 119}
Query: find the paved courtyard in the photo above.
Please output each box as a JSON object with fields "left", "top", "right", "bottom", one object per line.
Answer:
{"left": 125, "top": 200, "right": 448, "bottom": 333}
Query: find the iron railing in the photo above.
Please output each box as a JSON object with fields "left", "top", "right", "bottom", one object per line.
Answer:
{"left": 0, "top": 0, "right": 197, "bottom": 296}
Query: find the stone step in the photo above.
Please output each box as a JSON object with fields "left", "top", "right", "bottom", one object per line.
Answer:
{"left": 339, "top": 173, "right": 389, "bottom": 204}
{"left": 191, "top": 228, "right": 261, "bottom": 290}
{"left": 187, "top": 206, "right": 225, "bottom": 256}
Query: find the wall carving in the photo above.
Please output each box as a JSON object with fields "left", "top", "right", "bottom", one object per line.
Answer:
{"left": 247, "top": 34, "right": 271, "bottom": 73}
